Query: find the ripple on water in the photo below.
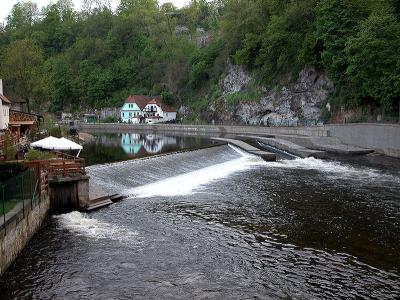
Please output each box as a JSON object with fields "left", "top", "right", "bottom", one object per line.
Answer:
{"left": 0, "top": 145, "right": 399, "bottom": 299}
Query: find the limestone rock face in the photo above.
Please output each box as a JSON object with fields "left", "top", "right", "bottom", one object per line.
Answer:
{"left": 220, "top": 64, "right": 252, "bottom": 95}
{"left": 208, "top": 65, "right": 333, "bottom": 125}
{"left": 196, "top": 28, "right": 211, "bottom": 48}
{"left": 178, "top": 105, "right": 191, "bottom": 117}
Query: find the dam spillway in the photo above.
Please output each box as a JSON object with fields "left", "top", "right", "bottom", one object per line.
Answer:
{"left": 0, "top": 132, "right": 399, "bottom": 299}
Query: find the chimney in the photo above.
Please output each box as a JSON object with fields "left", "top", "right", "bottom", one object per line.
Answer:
{"left": 0, "top": 79, "right": 3, "bottom": 95}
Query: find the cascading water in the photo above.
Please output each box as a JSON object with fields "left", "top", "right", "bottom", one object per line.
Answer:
{"left": 1, "top": 134, "right": 399, "bottom": 300}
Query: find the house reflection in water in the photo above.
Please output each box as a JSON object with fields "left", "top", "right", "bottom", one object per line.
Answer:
{"left": 121, "top": 133, "right": 178, "bottom": 157}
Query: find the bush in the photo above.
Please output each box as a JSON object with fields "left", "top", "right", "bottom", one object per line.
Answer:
{"left": 3, "top": 132, "right": 17, "bottom": 161}
{"left": 102, "top": 116, "right": 118, "bottom": 123}
{"left": 25, "top": 149, "right": 57, "bottom": 161}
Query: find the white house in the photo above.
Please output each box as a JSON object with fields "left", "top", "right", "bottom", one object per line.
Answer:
{"left": 143, "top": 99, "right": 177, "bottom": 124}
{"left": 0, "top": 79, "right": 10, "bottom": 131}
{"left": 121, "top": 95, "right": 177, "bottom": 124}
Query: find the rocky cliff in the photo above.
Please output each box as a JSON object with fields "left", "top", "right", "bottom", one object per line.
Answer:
{"left": 200, "top": 64, "right": 334, "bottom": 126}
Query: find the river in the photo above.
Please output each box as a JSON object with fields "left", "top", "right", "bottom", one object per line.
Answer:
{"left": 0, "top": 132, "right": 399, "bottom": 299}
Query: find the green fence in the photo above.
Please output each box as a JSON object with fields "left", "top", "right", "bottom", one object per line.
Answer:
{"left": 0, "top": 169, "right": 40, "bottom": 232}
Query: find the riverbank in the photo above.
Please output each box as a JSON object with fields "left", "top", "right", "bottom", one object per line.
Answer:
{"left": 80, "top": 123, "right": 400, "bottom": 158}
{"left": 0, "top": 195, "right": 50, "bottom": 276}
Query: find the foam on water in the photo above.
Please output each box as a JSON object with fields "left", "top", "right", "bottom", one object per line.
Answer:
{"left": 127, "top": 145, "right": 266, "bottom": 198}
{"left": 266, "top": 157, "right": 400, "bottom": 183}
{"left": 55, "top": 211, "right": 139, "bottom": 244}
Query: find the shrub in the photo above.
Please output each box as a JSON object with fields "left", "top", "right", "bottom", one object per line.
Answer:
{"left": 3, "top": 132, "right": 17, "bottom": 161}
{"left": 102, "top": 116, "right": 118, "bottom": 123}
{"left": 25, "top": 149, "right": 57, "bottom": 161}
{"left": 224, "top": 90, "right": 262, "bottom": 106}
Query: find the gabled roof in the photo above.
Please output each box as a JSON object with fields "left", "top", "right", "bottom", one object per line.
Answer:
{"left": 0, "top": 94, "right": 11, "bottom": 105}
{"left": 123, "top": 95, "right": 176, "bottom": 112}
{"left": 124, "top": 95, "right": 161, "bottom": 110}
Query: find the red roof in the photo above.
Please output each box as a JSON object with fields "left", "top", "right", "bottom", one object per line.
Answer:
{"left": 0, "top": 94, "right": 11, "bottom": 105}
{"left": 124, "top": 95, "right": 161, "bottom": 110}
{"left": 124, "top": 95, "right": 175, "bottom": 112}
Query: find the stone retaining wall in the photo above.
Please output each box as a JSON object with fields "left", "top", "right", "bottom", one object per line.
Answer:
{"left": 0, "top": 196, "right": 50, "bottom": 276}
{"left": 80, "top": 123, "right": 400, "bottom": 158}
{"left": 80, "top": 123, "right": 329, "bottom": 137}
{"left": 327, "top": 123, "right": 400, "bottom": 157}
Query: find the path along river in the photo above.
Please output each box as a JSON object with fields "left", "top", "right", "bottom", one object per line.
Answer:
{"left": 0, "top": 132, "right": 399, "bottom": 299}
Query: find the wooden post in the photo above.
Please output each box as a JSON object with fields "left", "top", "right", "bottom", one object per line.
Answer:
{"left": 2, "top": 187, "right": 5, "bottom": 233}
{"left": 37, "top": 164, "right": 42, "bottom": 202}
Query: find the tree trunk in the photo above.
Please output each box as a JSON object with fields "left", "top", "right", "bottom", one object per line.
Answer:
{"left": 26, "top": 98, "right": 31, "bottom": 113}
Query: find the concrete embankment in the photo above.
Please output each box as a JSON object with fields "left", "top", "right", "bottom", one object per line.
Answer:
{"left": 0, "top": 196, "right": 50, "bottom": 276}
{"left": 80, "top": 123, "right": 329, "bottom": 137}
{"left": 80, "top": 123, "right": 400, "bottom": 158}
{"left": 326, "top": 123, "right": 400, "bottom": 158}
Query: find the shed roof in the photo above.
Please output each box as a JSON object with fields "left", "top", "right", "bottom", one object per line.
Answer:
{"left": 0, "top": 94, "right": 11, "bottom": 105}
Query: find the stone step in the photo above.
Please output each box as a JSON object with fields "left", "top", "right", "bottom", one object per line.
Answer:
{"left": 86, "top": 198, "right": 113, "bottom": 211}
{"left": 239, "top": 135, "right": 327, "bottom": 159}
{"left": 211, "top": 137, "right": 276, "bottom": 161}
{"left": 110, "top": 194, "right": 126, "bottom": 202}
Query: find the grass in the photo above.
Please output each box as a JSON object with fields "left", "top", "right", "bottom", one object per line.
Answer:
{"left": 25, "top": 149, "right": 57, "bottom": 161}
{"left": 1, "top": 200, "right": 17, "bottom": 215}
{"left": 224, "top": 90, "right": 262, "bottom": 106}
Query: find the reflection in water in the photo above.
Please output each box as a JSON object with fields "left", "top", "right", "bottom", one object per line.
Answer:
{"left": 81, "top": 132, "right": 215, "bottom": 165}
{"left": 121, "top": 133, "right": 178, "bottom": 156}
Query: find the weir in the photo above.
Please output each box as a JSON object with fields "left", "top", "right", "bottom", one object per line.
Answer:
{"left": 88, "top": 144, "right": 264, "bottom": 196}
{"left": 1, "top": 135, "right": 400, "bottom": 298}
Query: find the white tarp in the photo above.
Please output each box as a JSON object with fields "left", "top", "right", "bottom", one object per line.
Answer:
{"left": 31, "top": 136, "right": 83, "bottom": 156}
{"left": 59, "top": 137, "right": 83, "bottom": 150}
{"left": 31, "top": 136, "right": 63, "bottom": 150}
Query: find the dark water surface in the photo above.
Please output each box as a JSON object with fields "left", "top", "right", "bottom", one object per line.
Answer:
{"left": 80, "top": 132, "right": 216, "bottom": 165}
{"left": 0, "top": 133, "right": 399, "bottom": 299}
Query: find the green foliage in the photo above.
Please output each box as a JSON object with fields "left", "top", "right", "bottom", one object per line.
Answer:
{"left": 189, "top": 40, "right": 224, "bottom": 88}
{"left": 3, "top": 132, "right": 17, "bottom": 161}
{"left": 102, "top": 116, "right": 118, "bottom": 123}
{"left": 25, "top": 149, "right": 57, "bottom": 161}
{"left": 0, "top": 39, "right": 49, "bottom": 112}
{"left": 48, "top": 126, "right": 62, "bottom": 138}
{"left": 161, "top": 91, "right": 174, "bottom": 106}
{"left": 345, "top": 12, "right": 400, "bottom": 112}
{"left": 224, "top": 90, "right": 262, "bottom": 106}
{"left": 0, "top": 0, "right": 399, "bottom": 118}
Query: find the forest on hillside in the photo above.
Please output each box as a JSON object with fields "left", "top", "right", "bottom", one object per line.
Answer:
{"left": 0, "top": 0, "right": 399, "bottom": 119}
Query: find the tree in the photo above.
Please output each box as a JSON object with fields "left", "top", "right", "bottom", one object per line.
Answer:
{"left": 345, "top": 12, "right": 400, "bottom": 111}
{"left": 0, "top": 39, "right": 48, "bottom": 112}
{"left": 6, "top": 1, "right": 39, "bottom": 38}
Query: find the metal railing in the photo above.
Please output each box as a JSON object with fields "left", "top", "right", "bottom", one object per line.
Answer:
{"left": 0, "top": 168, "right": 41, "bottom": 233}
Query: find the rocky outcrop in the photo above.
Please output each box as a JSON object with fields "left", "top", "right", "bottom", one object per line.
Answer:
{"left": 206, "top": 65, "right": 334, "bottom": 126}
{"left": 175, "top": 26, "right": 191, "bottom": 39}
{"left": 220, "top": 64, "right": 252, "bottom": 95}
{"left": 196, "top": 28, "right": 211, "bottom": 48}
